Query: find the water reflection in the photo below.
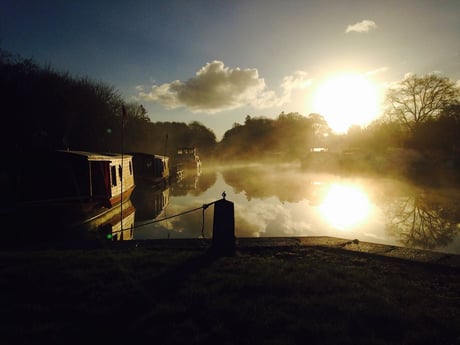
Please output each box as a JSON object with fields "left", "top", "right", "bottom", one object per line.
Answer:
{"left": 131, "top": 185, "right": 169, "bottom": 220}
{"left": 133, "top": 170, "right": 217, "bottom": 239}
{"left": 105, "top": 200, "right": 136, "bottom": 241}
{"left": 134, "top": 199, "right": 214, "bottom": 240}
{"left": 318, "top": 183, "right": 371, "bottom": 230}
{"left": 171, "top": 169, "right": 217, "bottom": 197}
{"left": 4, "top": 198, "right": 136, "bottom": 242}
{"left": 221, "top": 164, "right": 311, "bottom": 202}
{"left": 133, "top": 164, "right": 460, "bottom": 254}
{"left": 381, "top": 182, "right": 460, "bottom": 251}
{"left": 171, "top": 173, "right": 200, "bottom": 196}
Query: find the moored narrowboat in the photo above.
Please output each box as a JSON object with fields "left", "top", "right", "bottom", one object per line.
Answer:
{"left": 15, "top": 150, "right": 135, "bottom": 209}
{"left": 6, "top": 150, "right": 136, "bottom": 241}
{"left": 129, "top": 152, "right": 170, "bottom": 188}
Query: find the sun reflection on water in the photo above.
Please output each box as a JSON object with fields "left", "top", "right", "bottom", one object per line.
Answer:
{"left": 318, "top": 183, "right": 371, "bottom": 230}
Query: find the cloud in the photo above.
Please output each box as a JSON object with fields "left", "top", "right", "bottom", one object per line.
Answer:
{"left": 345, "top": 20, "right": 377, "bottom": 33}
{"left": 281, "top": 70, "right": 312, "bottom": 91}
{"left": 366, "top": 66, "right": 389, "bottom": 76}
{"left": 138, "top": 60, "right": 310, "bottom": 113}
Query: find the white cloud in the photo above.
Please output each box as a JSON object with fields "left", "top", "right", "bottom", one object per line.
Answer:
{"left": 346, "top": 20, "right": 377, "bottom": 33}
{"left": 138, "top": 60, "right": 311, "bottom": 113}
{"left": 281, "top": 70, "right": 312, "bottom": 91}
{"left": 366, "top": 66, "right": 389, "bottom": 76}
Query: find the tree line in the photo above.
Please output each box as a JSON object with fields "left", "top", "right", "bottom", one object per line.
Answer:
{"left": 2, "top": 50, "right": 460, "bottom": 173}
{"left": 0, "top": 50, "right": 217, "bottom": 160}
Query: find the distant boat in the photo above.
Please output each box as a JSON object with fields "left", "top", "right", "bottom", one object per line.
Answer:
{"left": 6, "top": 150, "right": 136, "bottom": 241}
{"left": 176, "top": 147, "right": 202, "bottom": 175}
{"left": 129, "top": 152, "right": 170, "bottom": 189}
{"left": 300, "top": 148, "right": 338, "bottom": 171}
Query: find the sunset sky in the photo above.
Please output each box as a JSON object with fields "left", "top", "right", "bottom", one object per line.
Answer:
{"left": 2, "top": 0, "right": 460, "bottom": 139}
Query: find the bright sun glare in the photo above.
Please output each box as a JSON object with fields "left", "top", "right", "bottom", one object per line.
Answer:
{"left": 319, "top": 184, "right": 371, "bottom": 230}
{"left": 312, "top": 74, "right": 379, "bottom": 133}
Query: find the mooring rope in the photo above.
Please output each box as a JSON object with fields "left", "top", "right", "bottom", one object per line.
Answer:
{"left": 111, "top": 199, "right": 217, "bottom": 238}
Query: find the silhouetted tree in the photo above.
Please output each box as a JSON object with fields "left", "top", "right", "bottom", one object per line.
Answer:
{"left": 385, "top": 74, "right": 460, "bottom": 132}
{"left": 437, "top": 103, "right": 460, "bottom": 152}
{"left": 0, "top": 50, "right": 125, "bottom": 152}
{"left": 217, "top": 115, "right": 277, "bottom": 160}
{"left": 124, "top": 102, "right": 150, "bottom": 122}
{"left": 187, "top": 121, "right": 217, "bottom": 157}
{"left": 217, "top": 112, "right": 331, "bottom": 161}
{"left": 0, "top": 50, "right": 219, "bottom": 158}
{"left": 364, "top": 120, "right": 406, "bottom": 152}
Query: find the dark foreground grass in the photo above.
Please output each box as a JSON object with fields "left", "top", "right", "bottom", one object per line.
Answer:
{"left": 1, "top": 242, "right": 459, "bottom": 345}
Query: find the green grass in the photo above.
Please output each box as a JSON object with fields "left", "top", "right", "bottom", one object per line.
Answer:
{"left": 1, "top": 243, "right": 459, "bottom": 345}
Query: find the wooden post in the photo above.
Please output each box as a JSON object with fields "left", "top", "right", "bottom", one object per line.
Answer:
{"left": 212, "top": 193, "right": 235, "bottom": 256}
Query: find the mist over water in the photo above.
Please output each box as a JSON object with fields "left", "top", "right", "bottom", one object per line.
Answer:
{"left": 133, "top": 163, "right": 460, "bottom": 255}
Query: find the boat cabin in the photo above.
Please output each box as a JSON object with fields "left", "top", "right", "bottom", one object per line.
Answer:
{"left": 14, "top": 150, "right": 135, "bottom": 208}
{"left": 176, "top": 147, "right": 202, "bottom": 173}
{"left": 130, "top": 152, "right": 170, "bottom": 187}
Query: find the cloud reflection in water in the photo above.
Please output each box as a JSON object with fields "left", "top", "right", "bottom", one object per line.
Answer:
{"left": 133, "top": 164, "right": 460, "bottom": 254}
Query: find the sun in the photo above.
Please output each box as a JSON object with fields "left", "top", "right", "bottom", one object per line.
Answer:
{"left": 311, "top": 74, "right": 380, "bottom": 133}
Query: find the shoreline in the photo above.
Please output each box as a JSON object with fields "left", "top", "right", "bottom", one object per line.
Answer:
{"left": 6, "top": 235, "right": 460, "bottom": 268}
{"left": 138, "top": 236, "right": 460, "bottom": 267}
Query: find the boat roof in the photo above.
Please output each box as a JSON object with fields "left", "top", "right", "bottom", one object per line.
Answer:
{"left": 57, "top": 150, "right": 132, "bottom": 161}
{"left": 129, "top": 152, "right": 169, "bottom": 160}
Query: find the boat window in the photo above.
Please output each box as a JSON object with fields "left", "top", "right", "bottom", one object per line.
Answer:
{"left": 118, "top": 164, "right": 123, "bottom": 181}
{"left": 111, "top": 166, "right": 117, "bottom": 186}
{"left": 129, "top": 161, "right": 133, "bottom": 175}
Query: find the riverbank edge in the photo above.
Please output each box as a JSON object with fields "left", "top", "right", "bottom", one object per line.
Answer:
{"left": 142, "top": 236, "right": 460, "bottom": 267}
{"left": 9, "top": 236, "right": 458, "bottom": 268}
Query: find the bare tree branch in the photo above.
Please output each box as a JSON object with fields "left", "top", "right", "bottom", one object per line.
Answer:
{"left": 384, "top": 74, "right": 460, "bottom": 132}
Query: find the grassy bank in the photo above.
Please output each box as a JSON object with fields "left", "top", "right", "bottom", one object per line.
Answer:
{"left": 1, "top": 239, "right": 459, "bottom": 345}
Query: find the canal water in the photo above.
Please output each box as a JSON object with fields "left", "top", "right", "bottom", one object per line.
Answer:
{"left": 133, "top": 163, "right": 460, "bottom": 255}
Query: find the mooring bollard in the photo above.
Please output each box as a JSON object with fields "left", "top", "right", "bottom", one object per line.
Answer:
{"left": 212, "top": 192, "right": 235, "bottom": 256}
